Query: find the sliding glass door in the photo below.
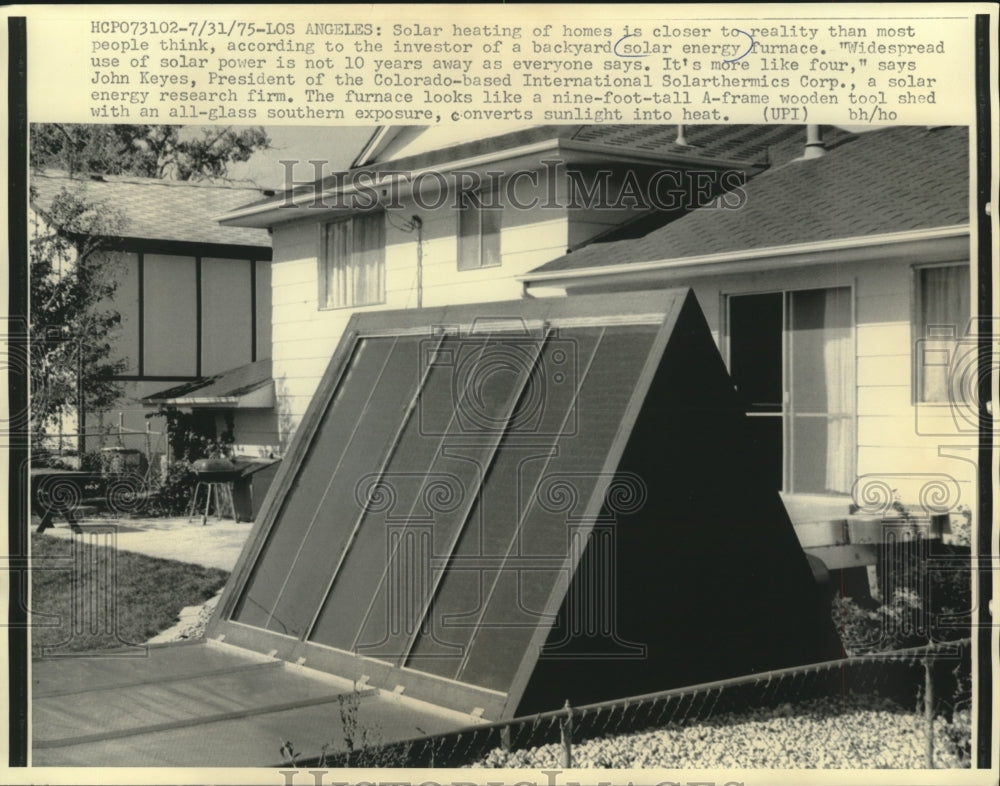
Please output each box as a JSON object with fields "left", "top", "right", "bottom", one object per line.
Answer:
{"left": 727, "top": 287, "right": 854, "bottom": 495}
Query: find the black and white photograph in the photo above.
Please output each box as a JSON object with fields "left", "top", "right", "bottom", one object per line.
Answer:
{"left": 3, "top": 4, "right": 997, "bottom": 783}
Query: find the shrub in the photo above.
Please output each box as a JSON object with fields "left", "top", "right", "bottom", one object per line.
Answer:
{"left": 148, "top": 460, "right": 197, "bottom": 516}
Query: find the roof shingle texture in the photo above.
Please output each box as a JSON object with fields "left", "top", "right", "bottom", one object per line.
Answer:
{"left": 32, "top": 172, "right": 271, "bottom": 247}
{"left": 530, "top": 125, "right": 969, "bottom": 275}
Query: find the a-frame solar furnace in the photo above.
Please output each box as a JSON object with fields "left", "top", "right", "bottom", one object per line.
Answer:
{"left": 209, "top": 289, "right": 840, "bottom": 720}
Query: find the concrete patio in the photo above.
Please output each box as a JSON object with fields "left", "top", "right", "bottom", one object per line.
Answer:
{"left": 33, "top": 514, "right": 252, "bottom": 571}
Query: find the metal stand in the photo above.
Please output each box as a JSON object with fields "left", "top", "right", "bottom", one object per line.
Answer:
{"left": 187, "top": 481, "right": 238, "bottom": 526}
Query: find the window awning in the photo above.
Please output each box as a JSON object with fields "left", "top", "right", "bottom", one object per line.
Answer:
{"left": 143, "top": 359, "right": 274, "bottom": 409}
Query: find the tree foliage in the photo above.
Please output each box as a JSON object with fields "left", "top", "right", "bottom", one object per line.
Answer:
{"left": 29, "top": 184, "right": 129, "bottom": 444}
{"left": 30, "top": 124, "right": 271, "bottom": 181}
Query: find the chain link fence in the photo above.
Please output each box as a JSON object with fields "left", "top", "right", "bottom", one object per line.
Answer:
{"left": 299, "top": 638, "right": 970, "bottom": 769}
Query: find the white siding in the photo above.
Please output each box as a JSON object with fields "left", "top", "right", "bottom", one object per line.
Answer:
{"left": 268, "top": 178, "right": 570, "bottom": 447}
{"left": 265, "top": 179, "right": 976, "bottom": 516}
{"left": 647, "top": 259, "right": 976, "bottom": 508}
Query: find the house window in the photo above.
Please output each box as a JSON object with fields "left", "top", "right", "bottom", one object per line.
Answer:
{"left": 727, "top": 287, "right": 854, "bottom": 495}
{"left": 457, "top": 195, "right": 501, "bottom": 271}
{"left": 320, "top": 213, "right": 385, "bottom": 309}
{"left": 914, "top": 263, "right": 970, "bottom": 403}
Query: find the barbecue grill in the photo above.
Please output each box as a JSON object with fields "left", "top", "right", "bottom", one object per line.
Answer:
{"left": 188, "top": 458, "right": 241, "bottom": 525}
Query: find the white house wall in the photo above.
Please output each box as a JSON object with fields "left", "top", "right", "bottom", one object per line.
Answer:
{"left": 269, "top": 174, "right": 570, "bottom": 447}
{"left": 675, "top": 258, "right": 976, "bottom": 512}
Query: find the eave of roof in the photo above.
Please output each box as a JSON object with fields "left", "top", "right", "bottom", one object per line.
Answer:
{"left": 218, "top": 125, "right": 806, "bottom": 228}
{"left": 520, "top": 225, "right": 970, "bottom": 290}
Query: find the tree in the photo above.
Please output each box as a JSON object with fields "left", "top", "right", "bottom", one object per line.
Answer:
{"left": 30, "top": 124, "right": 271, "bottom": 181}
{"left": 29, "top": 183, "right": 129, "bottom": 450}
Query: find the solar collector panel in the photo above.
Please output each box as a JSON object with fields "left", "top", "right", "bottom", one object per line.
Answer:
{"left": 404, "top": 329, "right": 603, "bottom": 679}
{"left": 309, "top": 334, "right": 544, "bottom": 656}
{"left": 454, "top": 326, "right": 657, "bottom": 691}
{"left": 232, "top": 336, "right": 424, "bottom": 636}
{"left": 209, "top": 290, "right": 840, "bottom": 721}
{"left": 360, "top": 332, "right": 558, "bottom": 664}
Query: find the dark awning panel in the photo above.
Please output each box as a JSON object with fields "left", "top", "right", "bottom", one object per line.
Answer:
{"left": 143, "top": 358, "right": 274, "bottom": 409}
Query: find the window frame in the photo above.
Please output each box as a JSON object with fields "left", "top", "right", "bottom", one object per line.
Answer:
{"left": 910, "top": 260, "right": 970, "bottom": 405}
{"left": 457, "top": 191, "right": 502, "bottom": 272}
{"left": 318, "top": 212, "right": 386, "bottom": 311}
{"left": 723, "top": 284, "right": 857, "bottom": 496}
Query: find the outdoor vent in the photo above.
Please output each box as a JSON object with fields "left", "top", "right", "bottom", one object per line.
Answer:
{"left": 794, "top": 125, "right": 827, "bottom": 161}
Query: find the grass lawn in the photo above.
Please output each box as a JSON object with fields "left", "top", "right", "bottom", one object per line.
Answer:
{"left": 30, "top": 533, "right": 229, "bottom": 656}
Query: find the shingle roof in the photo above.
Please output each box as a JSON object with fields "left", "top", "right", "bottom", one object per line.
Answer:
{"left": 143, "top": 359, "right": 272, "bottom": 402}
{"left": 31, "top": 171, "right": 272, "bottom": 248}
{"left": 227, "top": 124, "right": 808, "bottom": 217}
{"left": 528, "top": 125, "right": 970, "bottom": 276}
{"left": 571, "top": 124, "right": 806, "bottom": 163}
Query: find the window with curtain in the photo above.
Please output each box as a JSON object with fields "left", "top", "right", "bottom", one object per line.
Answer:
{"left": 728, "top": 286, "right": 854, "bottom": 495}
{"left": 320, "top": 213, "right": 385, "bottom": 309}
{"left": 457, "top": 194, "right": 501, "bottom": 271}
{"left": 915, "top": 264, "right": 970, "bottom": 403}
{"left": 787, "top": 287, "right": 853, "bottom": 495}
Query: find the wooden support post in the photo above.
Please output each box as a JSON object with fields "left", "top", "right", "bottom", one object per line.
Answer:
{"left": 924, "top": 656, "right": 935, "bottom": 768}
{"left": 561, "top": 699, "right": 573, "bottom": 769}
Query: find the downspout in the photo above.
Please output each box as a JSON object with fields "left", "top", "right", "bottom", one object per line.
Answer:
{"left": 411, "top": 215, "right": 423, "bottom": 309}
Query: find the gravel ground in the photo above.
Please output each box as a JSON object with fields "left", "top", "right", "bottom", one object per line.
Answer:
{"left": 145, "top": 591, "right": 221, "bottom": 644}
{"left": 473, "top": 695, "right": 971, "bottom": 769}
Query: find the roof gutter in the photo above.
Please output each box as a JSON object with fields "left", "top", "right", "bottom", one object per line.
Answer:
{"left": 352, "top": 126, "right": 394, "bottom": 168}
{"left": 219, "top": 139, "right": 770, "bottom": 226}
{"left": 216, "top": 138, "right": 566, "bottom": 223}
{"left": 557, "top": 138, "right": 766, "bottom": 172}
{"left": 519, "top": 225, "right": 970, "bottom": 287}
{"left": 145, "top": 396, "right": 241, "bottom": 406}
